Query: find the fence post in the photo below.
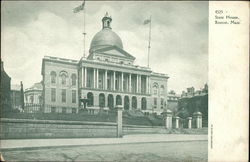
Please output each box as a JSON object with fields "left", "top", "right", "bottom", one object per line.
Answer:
{"left": 175, "top": 116, "right": 180, "bottom": 129}
{"left": 187, "top": 117, "right": 192, "bottom": 129}
{"left": 163, "top": 109, "right": 172, "bottom": 129}
{"left": 116, "top": 105, "right": 123, "bottom": 138}
{"left": 193, "top": 112, "right": 202, "bottom": 128}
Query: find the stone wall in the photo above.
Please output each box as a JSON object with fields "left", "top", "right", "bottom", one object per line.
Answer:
{"left": 0, "top": 118, "right": 167, "bottom": 139}
{"left": 0, "top": 118, "right": 117, "bottom": 139}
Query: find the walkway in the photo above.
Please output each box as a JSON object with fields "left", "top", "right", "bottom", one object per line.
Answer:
{"left": 0, "top": 134, "right": 207, "bottom": 150}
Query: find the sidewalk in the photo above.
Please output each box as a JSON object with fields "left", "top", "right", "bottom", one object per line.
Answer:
{"left": 0, "top": 134, "right": 207, "bottom": 150}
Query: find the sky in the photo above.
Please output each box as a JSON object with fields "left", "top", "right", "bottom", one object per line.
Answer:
{"left": 1, "top": 1, "right": 208, "bottom": 94}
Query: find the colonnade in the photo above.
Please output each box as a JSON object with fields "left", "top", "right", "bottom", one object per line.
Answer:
{"left": 80, "top": 67, "right": 150, "bottom": 94}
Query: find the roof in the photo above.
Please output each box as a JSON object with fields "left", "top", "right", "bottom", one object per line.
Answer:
{"left": 90, "top": 28, "right": 123, "bottom": 51}
{"left": 25, "top": 82, "right": 42, "bottom": 92}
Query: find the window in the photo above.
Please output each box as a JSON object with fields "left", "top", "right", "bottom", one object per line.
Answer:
{"left": 161, "top": 98, "right": 164, "bottom": 109}
{"left": 72, "top": 90, "right": 76, "bottom": 103}
{"left": 59, "top": 71, "right": 68, "bottom": 85}
{"left": 50, "top": 71, "right": 56, "bottom": 84}
{"left": 62, "top": 107, "right": 66, "bottom": 114}
{"left": 51, "top": 88, "right": 56, "bottom": 102}
{"left": 153, "top": 83, "right": 159, "bottom": 96}
{"left": 71, "top": 74, "right": 77, "bottom": 86}
{"left": 72, "top": 108, "right": 76, "bottom": 114}
{"left": 154, "top": 98, "right": 157, "bottom": 109}
{"left": 30, "top": 96, "right": 34, "bottom": 104}
{"left": 51, "top": 107, "right": 56, "bottom": 113}
{"left": 160, "top": 85, "right": 164, "bottom": 96}
{"left": 61, "top": 89, "right": 66, "bottom": 103}
{"left": 38, "top": 96, "right": 42, "bottom": 104}
{"left": 61, "top": 74, "right": 66, "bottom": 85}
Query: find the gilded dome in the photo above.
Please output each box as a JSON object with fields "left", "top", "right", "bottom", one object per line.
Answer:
{"left": 90, "top": 28, "right": 123, "bottom": 51}
{"left": 89, "top": 12, "right": 123, "bottom": 51}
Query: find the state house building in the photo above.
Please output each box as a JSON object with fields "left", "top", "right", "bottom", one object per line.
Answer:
{"left": 41, "top": 13, "right": 169, "bottom": 115}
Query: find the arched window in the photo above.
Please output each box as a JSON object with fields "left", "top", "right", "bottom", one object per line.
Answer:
{"left": 87, "top": 92, "right": 94, "bottom": 106}
{"left": 50, "top": 71, "right": 57, "bottom": 84}
{"left": 124, "top": 96, "right": 130, "bottom": 110}
{"left": 141, "top": 97, "right": 147, "bottom": 110}
{"left": 132, "top": 96, "right": 137, "bottom": 109}
{"left": 71, "top": 74, "right": 77, "bottom": 86}
{"left": 61, "top": 74, "right": 66, "bottom": 85}
{"left": 108, "top": 94, "right": 114, "bottom": 109}
{"left": 59, "top": 71, "right": 68, "bottom": 85}
{"left": 160, "top": 85, "right": 165, "bottom": 96}
{"left": 99, "top": 93, "right": 105, "bottom": 108}
{"left": 153, "top": 83, "right": 159, "bottom": 96}
{"left": 116, "top": 95, "right": 122, "bottom": 106}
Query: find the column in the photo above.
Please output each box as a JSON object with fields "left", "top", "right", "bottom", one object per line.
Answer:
{"left": 84, "top": 67, "right": 87, "bottom": 87}
{"left": 129, "top": 74, "right": 131, "bottom": 92}
{"left": 146, "top": 76, "right": 148, "bottom": 94}
{"left": 148, "top": 76, "right": 151, "bottom": 94}
{"left": 116, "top": 105, "right": 123, "bottom": 138}
{"left": 136, "top": 75, "right": 139, "bottom": 93}
{"left": 93, "top": 68, "right": 96, "bottom": 88}
{"left": 81, "top": 67, "right": 84, "bottom": 88}
{"left": 188, "top": 117, "right": 192, "bottom": 129}
{"left": 96, "top": 69, "right": 99, "bottom": 89}
{"left": 175, "top": 116, "right": 180, "bottom": 129}
{"left": 113, "top": 71, "right": 116, "bottom": 91}
{"left": 105, "top": 70, "right": 107, "bottom": 90}
{"left": 139, "top": 75, "right": 141, "bottom": 93}
{"left": 121, "top": 72, "right": 124, "bottom": 92}
{"left": 200, "top": 116, "right": 203, "bottom": 128}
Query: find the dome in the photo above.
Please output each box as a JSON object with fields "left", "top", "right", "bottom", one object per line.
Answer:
{"left": 90, "top": 28, "right": 123, "bottom": 51}
{"left": 89, "top": 12, "right": 123, "bottom": 51}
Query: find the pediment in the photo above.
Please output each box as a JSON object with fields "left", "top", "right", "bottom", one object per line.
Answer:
{"left": 88, "top": 46, "right": 135, "bottom": 60}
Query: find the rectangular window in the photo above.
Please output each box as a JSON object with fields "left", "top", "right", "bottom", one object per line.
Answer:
{"left": 51, "top": 107, "right": 56, "bottom": 113}
{"left": 72, "top": 108, "right": 76, "bottom": 114}
{"left": 107, "top": 78, "right": 111, "bottom": 90}
{"left": 161, "top": 98, "right": 164, "bottom": 109}
{"left": 51, "top": 88, "right": 56, "bottom": 102}
{"left": 61, "top": 89, "right": 66, "bottom": 103}
{"left": 72, "top": 90, "right": 76, "bottom": 103}
{"left": 154, "top": 98, "right": 157, "bottom": 108}
{"left": 62, "top": 107, "right": 66, "bottom": 114}
{"left": 98, "top": 79, "right": 103, "bottom": 89}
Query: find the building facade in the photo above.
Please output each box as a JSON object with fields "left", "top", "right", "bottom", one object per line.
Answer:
{"left": 177, "top": 84, "right": 208, "bottom": 127}
{"left": 10, "top": 84, "right": 22, "bottom": 110}
{"left": 41, "top": 13, "right": 169, "bottom": 115}
{"left": 24, "top": 82, "right": 43, "bottom": 104}
{"left": 0, "top": 61, "right": 11, "bottom": 111}
{"left": 167, "top": 90, "right": 181, "bottom": 114}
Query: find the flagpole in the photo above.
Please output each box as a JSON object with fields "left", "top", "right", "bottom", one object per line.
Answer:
{"left": 83, "top": 3, "right": 86, "bottom": 58}
{"left": 147, "top": 15, "right": 152, "bottom": 68}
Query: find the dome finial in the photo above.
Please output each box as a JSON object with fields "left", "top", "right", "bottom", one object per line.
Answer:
{"left": 105, "top": 12, "right": 109, "bottom": 17}
{"left": 102, "top": 12, "right": 112, "bottom": 29}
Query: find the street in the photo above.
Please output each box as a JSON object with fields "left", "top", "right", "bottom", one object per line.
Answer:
{"left": 1, "top": 140, "right": 207, "bottom": 161}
